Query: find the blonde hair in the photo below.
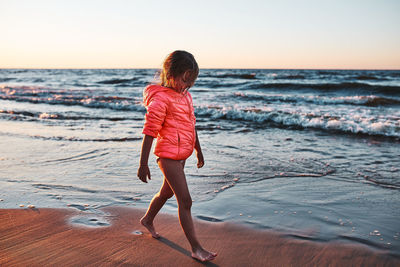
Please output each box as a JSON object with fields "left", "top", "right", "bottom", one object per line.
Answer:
{"left": 159, "top": 50, "right": 199, "bottom": 89}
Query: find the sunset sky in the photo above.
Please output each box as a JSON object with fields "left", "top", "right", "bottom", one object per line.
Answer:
{"left": 1, "top": 0, "right": 399, "bottom": 69}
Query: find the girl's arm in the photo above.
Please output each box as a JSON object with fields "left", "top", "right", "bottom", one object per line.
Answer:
{"left": 137, "top": 134, "right": 154, "bottom": 183}
{"left": 194, "top": 128, "right": 204, "bottom": 168}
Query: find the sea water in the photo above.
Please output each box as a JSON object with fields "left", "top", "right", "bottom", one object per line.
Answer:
{"left": 0, "top": 69, "right": 399, "bottom": 255}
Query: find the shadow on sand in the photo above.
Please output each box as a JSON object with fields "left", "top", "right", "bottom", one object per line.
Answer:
{"left": 158, "top": 237, "right": 219, "bottom": 266}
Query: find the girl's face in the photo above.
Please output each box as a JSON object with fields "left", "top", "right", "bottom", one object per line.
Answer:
{"left": 169, "top": 71, "right": 195, "bottom": 93}
{"left": 172, "top": 76, "right": 186, "bottom": 93}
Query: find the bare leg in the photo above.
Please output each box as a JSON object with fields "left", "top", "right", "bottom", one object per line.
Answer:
{"left": 141, "top": 178, "right": 174, "bottom": 238}
{"left": 158, "top": 158, "right": 217, "bottom": 262}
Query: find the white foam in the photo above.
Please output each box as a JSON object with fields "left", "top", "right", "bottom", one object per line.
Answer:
{"left": 195, "top": 104, "right": 400, "bottom": 137}
{"left": 233, "top": 92, "right": 400, "bottom": 106}
{"left": 0, "top": 86, "right": 145, "bottom": 112}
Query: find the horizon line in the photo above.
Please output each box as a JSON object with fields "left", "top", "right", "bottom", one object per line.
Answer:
{"left": 1, "top": 67, "right": 400, "bottom": 71}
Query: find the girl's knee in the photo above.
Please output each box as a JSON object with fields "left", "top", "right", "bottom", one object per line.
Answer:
{"left": 178, "top": 196, "right": 192, "bottom": 210}
{"left": 158, "top": 191, "right": 174, "bottom": 200}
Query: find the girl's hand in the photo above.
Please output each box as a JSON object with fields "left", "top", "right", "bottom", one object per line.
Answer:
{"left": 196, "top": 151, "right": 204, "bottom": 168}
{"left": 137, "top": 165, "right": 151, "bottom": 183}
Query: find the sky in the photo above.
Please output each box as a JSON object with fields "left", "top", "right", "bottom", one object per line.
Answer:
{"left": 0, "top": 0, "right": 399, "bottom": 69}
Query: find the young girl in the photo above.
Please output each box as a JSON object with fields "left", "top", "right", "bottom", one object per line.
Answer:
{"left": 137, "top": 50, "right": 217, "bottom": 262}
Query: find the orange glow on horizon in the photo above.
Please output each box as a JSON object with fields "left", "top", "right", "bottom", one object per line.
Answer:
{"left": 1, "top": 1, "right": 399, "bottom": 70}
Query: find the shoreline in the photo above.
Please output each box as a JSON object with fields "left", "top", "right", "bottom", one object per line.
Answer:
{"left": 1, "top": 207, "right": 398, "bottom": 266}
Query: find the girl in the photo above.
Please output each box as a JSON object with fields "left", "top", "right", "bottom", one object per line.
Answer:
{"left": 137, "top": 50, "right": 217, "bottom": 262}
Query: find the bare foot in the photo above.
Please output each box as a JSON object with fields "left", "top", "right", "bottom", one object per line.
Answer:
{"left": 191, "top": 247, "right": 217, "bottom": 262}
{"left": 140, "top": 217, "right": 160, "bottom": 239}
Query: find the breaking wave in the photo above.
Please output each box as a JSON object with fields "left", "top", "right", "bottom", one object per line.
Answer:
{"left": 195, "top": 105, "right": 400, "bottom": 138}
{"left": 0, "top": 86, "right": 145, "bottom": 112}
{"left": 233, "top": 92, "right": 400, "bottom": 107}
{"left": 246, "top": 82, "right": 400, "bottom": 95}
{"left": 0, "top": 109, "right": 141, "bottom": 121}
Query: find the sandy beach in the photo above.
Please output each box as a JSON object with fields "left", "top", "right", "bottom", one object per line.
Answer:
{"left": 1, "top": 0, "right": 400, "bottom": 265}
{"left": 0, "top": 207, "right": 398, "bottom": 266}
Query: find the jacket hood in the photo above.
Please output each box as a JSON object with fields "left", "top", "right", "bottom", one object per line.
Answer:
{"left": 143, "top": 84, "right": 172, "bottom": 106}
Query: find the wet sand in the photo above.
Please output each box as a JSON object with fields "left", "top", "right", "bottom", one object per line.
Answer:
{"left": 0, "top": 207, "right": 398, "bottom": 266}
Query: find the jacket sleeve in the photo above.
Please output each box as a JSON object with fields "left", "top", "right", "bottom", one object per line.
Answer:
{"left": 142, "top": 95, "right": 168, "bottom": 138}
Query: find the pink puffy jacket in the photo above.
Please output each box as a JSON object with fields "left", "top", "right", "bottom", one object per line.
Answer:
{"left": 142, "top": 84, "right": 196, "bottom": 160}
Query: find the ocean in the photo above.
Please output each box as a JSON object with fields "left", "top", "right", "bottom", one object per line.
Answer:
{"left": 0, "top": 69, "right": 399, "bottom": 255}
